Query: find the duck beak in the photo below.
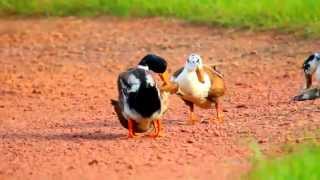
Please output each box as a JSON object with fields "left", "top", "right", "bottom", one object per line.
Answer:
{"left": 159, "top": 70, "right": 179, "bottom": 94}
{"left": 196, "top": 66, "right": 205, "bottom": 83}
{"left": 160, "top": 70, "right": 170, "bottom": 85}
{"left": 305, "top": 73, "right": 312, "bottom": 89}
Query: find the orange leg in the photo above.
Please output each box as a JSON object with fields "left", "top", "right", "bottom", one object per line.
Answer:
{"left": 156, "top": 119, "right": 163, "bottom": 137}
{"left": 127, "top": 119, "right": 136, "bottom": 138}
{"left": 185, "top": 101, "right": 199, "bottom": 125}
{"left": 149, "top": 119, "right": 162, "bottom": 138}
{"left": 214, "top": 99, "right": 224, "bottom": 123}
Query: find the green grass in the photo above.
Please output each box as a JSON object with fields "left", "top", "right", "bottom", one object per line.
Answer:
{"left": 0, "top": 0, "right": 320, "bottom": 36}
{"left": 247, "top": 144, "right": 320, "bottom": 180}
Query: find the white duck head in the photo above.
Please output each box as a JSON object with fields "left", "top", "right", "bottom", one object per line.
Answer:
{"left": 185, "top": 53, "right": 203, "bottom": 71}
{"left": 185, "top": 53, "right": 205, "bottom": 83}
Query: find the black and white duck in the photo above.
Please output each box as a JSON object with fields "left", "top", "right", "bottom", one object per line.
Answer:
{"left": 302, "top": 52, "right": 320, "bottom": 89}
{"left": 111, "top": 54, "right": 171, "bottom": 138}
{"left": 293, "top": 53, "right": 320, "bottom": 101}
{"left": 293, "top": 87, "right": 320, "bottom": 101}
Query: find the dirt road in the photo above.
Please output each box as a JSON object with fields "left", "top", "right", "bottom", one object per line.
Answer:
{"left": 1, "top": 17, "right": 320, "bottom": 180}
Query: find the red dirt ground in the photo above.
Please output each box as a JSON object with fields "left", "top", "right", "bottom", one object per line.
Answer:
{"left": 1, "top": 17, "right": 320, "bottom": 180}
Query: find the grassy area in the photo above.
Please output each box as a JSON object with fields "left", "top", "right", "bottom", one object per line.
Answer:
{"left": 0, "top": 0, "right": 320, "bottom": 36}
{"left": 247, "top": 144, "right": 320, "bottom": 180}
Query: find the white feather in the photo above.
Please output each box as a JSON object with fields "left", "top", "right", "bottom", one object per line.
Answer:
{"left": 146, "top": 74, "right": 155, "bottom": 87}
{"left": 173, "top": 68, "right": 211, "bottom": 100}
{"left": 316, "top": 65, "right": 320, "bottom": 82}
{"left": 137, "top": 65, "right": 149, "bottom": 71}
{"left": 127, "top": 74, "right": 140, "bottom": 93}
{"left": 305, "top": 54, "right": 320, "bottom": 75}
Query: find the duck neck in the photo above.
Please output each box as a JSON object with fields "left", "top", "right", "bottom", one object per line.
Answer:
{"left": 137, "top": 65, "right": 149, "bottom": 71}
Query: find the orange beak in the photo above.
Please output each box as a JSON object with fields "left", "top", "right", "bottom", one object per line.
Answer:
{"left": 305, "top": 73, "right": 312, "bottom": 89}
{"left": 159, "top": 70, "right": 179, "bottom": 94}
{"left": 196, "top": 66, "right": 205, "bottom": 83}
{"left": 159, "top": 70, "right": 170, "bottom": 85}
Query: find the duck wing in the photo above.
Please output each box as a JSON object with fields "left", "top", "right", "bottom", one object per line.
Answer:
{"left": 172, "top": 67, "right": 184, "bottom": 79}
{"left": 203, "top": 65, "right": 225, "bottom": 99}
{"left": 110, "top": 99, "right": 128, "bottom": 129}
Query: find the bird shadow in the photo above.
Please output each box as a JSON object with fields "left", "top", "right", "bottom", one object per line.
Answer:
{"left": 56, "top": 120, "right": 120, "bottom": 129}
{"left": 165, "top": 119, "right": 184, "bottom": 126}
{"left": 0, "top": 131, "right": 124, "bottom": 142}
{"left": 0, "top": 117, "right": 187, "bottom": 142}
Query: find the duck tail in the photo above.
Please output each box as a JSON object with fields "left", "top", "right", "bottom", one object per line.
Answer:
{"left": 210, "top": 65, "right": 224, "bottom": 78}
{"left": 110, "top": 99, "right": 128, "bottom": 129}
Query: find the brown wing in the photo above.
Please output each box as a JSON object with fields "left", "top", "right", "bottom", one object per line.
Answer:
{"left": 172, "top": 67, "right": 184, "bottom": 78}
{"left": 110, "top": 99, "right": 128, "bottom": 129}
{"left": 203, "top": 65, "right": 225, "bottom": 99}
{"left": 210, "top": 65, "right": 224, "bottom": 78}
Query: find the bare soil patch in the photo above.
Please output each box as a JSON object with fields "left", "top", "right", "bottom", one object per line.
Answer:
{"left": 1, "top": 17, "right": 320, "bottom": 180}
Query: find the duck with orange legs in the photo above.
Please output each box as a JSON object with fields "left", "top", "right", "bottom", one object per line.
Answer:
{"left": 111, "top": 54, "right": 172, "bottom": 138}
{"left": 171, "top": 54, "right": 225, "bottom": 124}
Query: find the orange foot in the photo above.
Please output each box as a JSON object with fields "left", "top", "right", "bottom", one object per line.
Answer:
{"left": 187, "top": 113, "right": 200, "bottom": 125}
{"left": 217, "top": 112, "right": 224, "bottom": 123}
{"left": 148, "top": 119, "right": 162, "bottom": 138}
{"left": 210, "top": 114, "right": 224, "bottom": 124}
{"left": 149, "top": 131, "right": 166, "bottom": 138}
{"left": 128, "top": 119, "right": 138, "bottom": 139}
{"left": 212, "top": 100, "right": 224, "bottom": 123}
{"left": 128, "top": 133, "right": 139, "bottom": 139}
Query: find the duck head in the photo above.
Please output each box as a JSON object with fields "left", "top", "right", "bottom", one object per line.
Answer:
{"left": 185, "top": 53, "right": 205, "bottom": 83}
{"left": 138, "top": 54, "right": 170, "bottom": 85}
{"left": 303, "top": 53, "right": 320, "bottom": 88}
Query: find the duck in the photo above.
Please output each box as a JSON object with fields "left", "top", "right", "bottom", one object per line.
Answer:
{"left": 293, "top": 87, "right": 320, "bottom": 101}
{"left": 171, "top": 53, "right": 225, "bottom": 124}
{"left": 111, "top": 54, "right": 171, "bottom": 138}
{"left": 302, "top": 52, "right": 320, "bottom": 89}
